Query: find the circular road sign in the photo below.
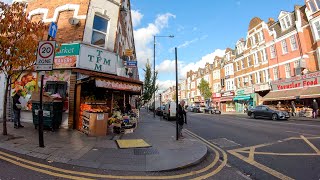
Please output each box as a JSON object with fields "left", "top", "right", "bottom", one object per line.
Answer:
{"left": 38, "top": 42, "right": 54, "bottom": 59}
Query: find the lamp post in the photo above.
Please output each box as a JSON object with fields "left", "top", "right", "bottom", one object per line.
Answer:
{"left": 153, "top": 35, "right": 174, "bottom": 117}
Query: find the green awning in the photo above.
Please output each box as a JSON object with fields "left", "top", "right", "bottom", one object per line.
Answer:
{"left": 233, "top": 95, "right": 251, "bottom": 101}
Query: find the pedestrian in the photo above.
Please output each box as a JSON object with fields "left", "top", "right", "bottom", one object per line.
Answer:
{"left": 312, "top": 99, "right": 318, "bottom": 118}
{"left": 291, "top": 101, "right": 296, "bottom": 117}
{"left": 177, "top": 100, "right": 186, "bottom": 139}
{"left": 277, "top": 101, "right": 282, "bottom": 109}
{"left": 124, "top": 103, "right": 132, "bottom": 114}
{"left": 12, "top": 90, "right": 24, "bottom": 129}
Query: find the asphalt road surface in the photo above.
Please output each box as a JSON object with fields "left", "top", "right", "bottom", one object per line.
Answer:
{"left": 184, "top": 112, "right": 320, "bottom": 180}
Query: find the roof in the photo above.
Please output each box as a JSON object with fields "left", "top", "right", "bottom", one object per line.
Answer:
{"left": 269, "top": 12, "right": 296, "bottom": 38}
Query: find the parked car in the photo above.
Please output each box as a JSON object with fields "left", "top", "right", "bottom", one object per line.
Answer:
{"left": 155, "top": 106, "right": 165, "bottom": 116}
{"left": 163, "top": 102, "right": 177, "bottom": 120}
{"left": 204, "top": 107, "right": 221, "bottom": 114}
{"left": 187, "top": 106, "right": 194, "bottom": 112}
{"left": 247, "top": 105, "right": 290, "bottom": 120}
{"left": 193, "top": 105, "right": 206, "bottom": 113}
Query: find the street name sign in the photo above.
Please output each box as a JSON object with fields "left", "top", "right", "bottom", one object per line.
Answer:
{"left": 36, "top": 41, "right": 56, "bottom": 71}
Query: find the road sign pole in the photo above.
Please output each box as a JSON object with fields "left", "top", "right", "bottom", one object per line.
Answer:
{"left": 38, "top": 73, "right": 44, "bottom": 147}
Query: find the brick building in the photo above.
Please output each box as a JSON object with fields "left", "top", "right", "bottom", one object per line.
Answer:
{"left": 9, "top": 0, "right": 142, "bottom": 129}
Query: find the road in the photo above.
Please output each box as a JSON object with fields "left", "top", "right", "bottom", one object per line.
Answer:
{"left": 184, "top": 112, "right": 320, "bottom": 180}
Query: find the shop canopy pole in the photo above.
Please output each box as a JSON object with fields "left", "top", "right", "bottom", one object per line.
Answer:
{"left": 175, "top": 47, "right": 179, "bottom": 141}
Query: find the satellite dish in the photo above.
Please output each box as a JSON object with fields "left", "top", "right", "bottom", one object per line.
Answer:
{"left": 68, "top": 18, "right": 80, "bottom": 25}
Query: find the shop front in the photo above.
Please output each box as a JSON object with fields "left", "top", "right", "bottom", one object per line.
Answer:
{"left": 263, "top": 71, "right": 320, "bottom": 117}
{"left": 71, "top": 44, "right": 142, "bottom": 136}
{"left": 254, "top": 83, "right": 270, "bottom": 106}
{"left": 220, "top": 91, "right": 235, "bottom": 112}
{"left": 234, "top": 87, "right": 254, "bottom": 113}
{"left": 211, "top": 93, "right": 221, "bottom": 109}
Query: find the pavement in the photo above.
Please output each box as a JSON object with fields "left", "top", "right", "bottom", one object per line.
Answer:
{"left": 0, "top": 110, "right": 208, "bottom": 172}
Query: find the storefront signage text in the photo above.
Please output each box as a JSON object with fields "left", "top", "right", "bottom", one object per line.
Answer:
{"left": 221, "top": 91, "right": 235, "bottom": 97}
{"left": 96, "top": 79, "right": 141, "bottom": 92}
{"left": 275, "top": 78, "right": 318, "bottom": 90}
{"left": 54, "top": 56, "right": 77, "bottom": 68}
{"left": 56, "top": 43, "right": 80, "bottom": 57}
{"left": 254, "top": 83, "right": 270, "bottom": 92}
{"left": 236, "top": 88, "right": 253, "bottom": 96}
{"left": 78, "top": 45, "right": 117, "bottom": 74}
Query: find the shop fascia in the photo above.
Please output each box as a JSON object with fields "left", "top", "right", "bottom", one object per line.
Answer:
{"left": 53, "top": 43, "right": 122, "bottom": 75}
{"left": 271, "top": 71, "right": 320, "bottom": 91}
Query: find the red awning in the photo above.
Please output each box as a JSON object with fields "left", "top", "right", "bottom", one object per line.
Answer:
{"left": 299, "top": 86, "right": 320, "bottom": 99}
{"left": 220, "top": 97, "right": 234, "bottom": 102}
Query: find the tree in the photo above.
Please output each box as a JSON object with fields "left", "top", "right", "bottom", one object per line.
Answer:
{"left": 197, "top": 78, "right": 212, "bottom": 102}
{"left": 142, "top": 60, "right": 158, "bottom": 104}
{"left": 0, "top": 2, "right": 46, "bottom": 135}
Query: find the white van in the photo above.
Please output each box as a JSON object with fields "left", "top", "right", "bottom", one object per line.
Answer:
{"left": 163, "top": 102, "right": 177, "bottom": 120}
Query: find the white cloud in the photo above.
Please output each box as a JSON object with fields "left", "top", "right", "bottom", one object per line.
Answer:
{"left": 133, "top": 12, "right": 176, "bottom": 68}
{"left": 236, "top": 1, "right": 241, "bottom": 6}
{"left": 131, "top": 10, "right": 143, "bottom": 28}
{"left": 180, "top": 49, "right": 225, "bottom": 79}
{"left": 157, "top": 80, "right": 176, "bottom": 92}
{"left": 154, "top": 49, "right": 225, "bottom": 84}
{"left": 192, "top": 27, "right": 198, "bottom": 31}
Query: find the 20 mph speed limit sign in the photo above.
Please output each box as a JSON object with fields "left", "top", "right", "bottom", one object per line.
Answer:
{"left": 36, "top": 41, "right": 56, "bottom": 71}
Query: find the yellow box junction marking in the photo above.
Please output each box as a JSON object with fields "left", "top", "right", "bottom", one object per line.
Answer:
{"left": 228, "top": 135, "right": 320, "bottom": 180}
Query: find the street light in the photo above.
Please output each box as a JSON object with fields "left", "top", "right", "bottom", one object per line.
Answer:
{"left": 153, "top": 35, "right": 174, "bottom": 117}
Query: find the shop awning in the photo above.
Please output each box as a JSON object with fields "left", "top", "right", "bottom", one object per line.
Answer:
{"left": 233, "top": 95, "right": 251, "bottom": 101}
{"left": 299, "top": 86, "right": 320, "bottom": 99}
{"left": 95, "top": 79, "right": 141, "bottom": 93}
{"left": 262, "top": 89, "right": 300, "bottom": 101}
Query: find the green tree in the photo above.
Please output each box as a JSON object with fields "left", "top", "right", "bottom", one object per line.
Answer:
{"left": 0, "top": 2, "right": 46, "bottom": 135}
{"left": 142, "top": 60, "right": 158, "bottom": 104}
{"left": 197, "top": 78, "right": 212, "bottom": 101}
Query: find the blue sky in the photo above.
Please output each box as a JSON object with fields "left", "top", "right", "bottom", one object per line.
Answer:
{"left": 131, "top": 0, "right": 305, "bottom": 91}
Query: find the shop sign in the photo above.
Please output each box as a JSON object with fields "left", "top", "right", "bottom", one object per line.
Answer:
{"left": 236, "top": 87, "right": 254, "bottom": 95}
{"left": 221, "top": 91, "right": 235, "bottom": 97}
{"left": 55, "top": 43, "right": 80, "bottom": 57}
{"left": 254, "top": 83, "right": 270, "bottom": 92}
{"left": 212, "top": 93, "right": 221, "bottom": 98}
{"left": 125, "top": 49, "right": 133, "bottom": 56}
{"left": 126, "top": 61, "right": 137, "bottom": 68}
{"left": 54, "top": 56, "right": 77, "bottom": 68}
{"left": 271, "top": 77, "right": 319, "bottom": 90}
{"left": 78, "top": 44, "right": 117, "bottom": 74}
{"left": 95, "top": 79, "right": 141, "bottom": 92}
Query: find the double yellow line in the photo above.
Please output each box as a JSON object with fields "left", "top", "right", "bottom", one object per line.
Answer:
{"left": 0, "top": 131, "right": 228, "bottom": 180}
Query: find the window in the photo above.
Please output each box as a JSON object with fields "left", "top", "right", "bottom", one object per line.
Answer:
{"left": 249, "top": 74, "right": 253, "bottom": 85}
{"left": 237, "top": 77, "right": 241, "bottom": 88}
{"left": 308, "top": 0, "right": 320, "bottom": 12}
{"left": 285, "top": 63, "right": 291, "bottom": 78}
{"left": 263, "top": 70, "right": 269, "bottom": 83}
{"left": 273, "top": 67, "right": 279, "bottom": 80}
{"left": 290, "top": 35, "right": 297, "bottom": 51}
{"left": 236, "top": 62, "right": 240, "bottom": 71}
{"left": 280, "top": 15, "right": 292, "bottom": 30}
{"left": 254, "top": 52, "right": 259, "bottom": 65}
{"left": 281, "top": 40, "right": 288, "bottom": 54}
{"left": 191, "top": 82, "right": 195, "bottom": 89}
{"left": 261, "top": 49, "right": 267, "bottom": 62}
{"left": 247, "top": 57, "right": 252, "bottom": 66}
{"left": 314, "top": 21, "right": 320, "bottom": 40}
{"left": 251, "top": 36, "right": 256, "bottom": 46}
{"left": 91, "top": 15, "right": 108, "bottom": 47}
{"left": 241, "top": 59, "right": 245, "bottom": 69}
{"left": 294, "top": 60, "right": 300, "bottom": 68}
{"left": 270, "top": 45, "right": 276, "bottom": 59}
{"left": 258, "top": 31, "right": 264, "bottom": 42}
{"left": 255, "top": 72, "right": 261, "bottom": 84}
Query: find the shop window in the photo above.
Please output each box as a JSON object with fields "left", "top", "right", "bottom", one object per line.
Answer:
{"left": 241, "top": 59, "right": 245, "bottom": 69}
{"left": 313, "top": 20, "right": 320, "bottom": 40}
{"left": 91, "top": 14, "right": 109, "bottom": 47}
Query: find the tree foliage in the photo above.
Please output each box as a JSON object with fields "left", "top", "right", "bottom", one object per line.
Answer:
{"left": 0, "top": 2, "right": 46, "bottom": 135}
{"left": 142, "top": 60, "right": 158, "bottom": 104}
{"left": 197, "top": 78, "right": 212, "bottom": 100}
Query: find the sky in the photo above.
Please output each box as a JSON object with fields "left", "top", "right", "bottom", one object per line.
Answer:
{"left": 131, "top": 0, "right": 305, "bottom": 91}
{"left": 2, "top": 0, "right": 306, "bottom": 91}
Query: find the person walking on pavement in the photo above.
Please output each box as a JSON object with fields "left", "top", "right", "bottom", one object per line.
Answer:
{"left": 177, "top": 100, "right": 186, "bottom": 139}
{"left": 312, "top": 99, "right": 318, "bottom": 118}
{"left": 291, "top": 101, "right": 296, "bottom": 117}
{"left": 12, "top": 90, "right": 24, "bottom": 129}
